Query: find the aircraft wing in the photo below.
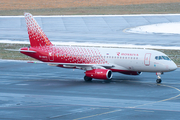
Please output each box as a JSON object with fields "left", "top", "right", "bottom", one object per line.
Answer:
{"left": 28, "top": 61, "right": 115, "bottom": 69}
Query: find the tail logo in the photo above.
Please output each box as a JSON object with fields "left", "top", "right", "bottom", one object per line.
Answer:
{"left": 24, "top": 13, "right": 53, "bottom": 47}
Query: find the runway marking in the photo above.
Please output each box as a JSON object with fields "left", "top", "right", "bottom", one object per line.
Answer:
{"left": 15, "top": 84, "right": 29, "bottom": 86}
{"left": 131, "top": 84, "right": 180, "bottom": 108}
{"left": 73, "top": 109, "right": 121, "bottom": 120}
{"left": 135, "top": 110, "right": 154, "bottom": 113}
{"left": 123, "top": 79, "right": 180, "bottom": 85}
{"left": 158, "top": 84, "right": 180, "bottom": 102}
{"left": 49, "top": 107, "right": 109, "bottom": 119}
{"left": 49, "top": 113, "right": 74, "bottom": 119}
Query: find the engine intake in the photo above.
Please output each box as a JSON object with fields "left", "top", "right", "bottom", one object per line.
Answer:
{"left": 85, "top": 69, "right": 113, "bottom": 80}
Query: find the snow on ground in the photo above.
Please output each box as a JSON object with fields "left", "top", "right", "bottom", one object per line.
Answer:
{"left": 126, "top": 22, "right": 180, "bottom": 35}
{"left": 1, "top": 40, "right": 180, "bottom": 50}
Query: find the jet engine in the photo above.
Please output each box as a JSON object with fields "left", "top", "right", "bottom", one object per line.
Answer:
{"left": 85, "top": 69, "right": 113, "bottom": 80}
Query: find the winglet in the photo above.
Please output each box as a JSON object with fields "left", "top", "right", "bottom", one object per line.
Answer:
{"left": 24, "top": 13, "right": 53, "bottom": 47}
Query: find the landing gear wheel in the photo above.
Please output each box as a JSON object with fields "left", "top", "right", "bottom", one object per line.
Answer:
{"left": 84, "top": 76, "right": 92, "bottom": 82}
{"left": 156, "top": 72, "right": 163, "bottom": 83}
{"left": 156, "top": 79, "right": 162, "bottom": 83}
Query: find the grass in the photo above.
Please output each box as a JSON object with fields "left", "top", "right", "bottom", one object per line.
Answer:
{"left": 0, "top": 43, "right": 35, "bottom": 60}
{"left": 1, "top": 43, "right": 180, "bottom": 65}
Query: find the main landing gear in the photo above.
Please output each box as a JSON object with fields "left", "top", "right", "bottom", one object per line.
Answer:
{"left": 84, "top": 76, "right": 92, "bottom": 82}
{"left": 156, "top": 72, "right": 163, "bottom": 83}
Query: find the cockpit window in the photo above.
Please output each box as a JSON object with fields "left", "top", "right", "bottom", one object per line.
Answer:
{"left": 159, "top": 56, "right": 163, "bottom": 60}
{"left": 162, "top": 56, "right": 171, "bottom": 60}
{"left": 155, "top": 56, "right": 159, "bottom": 60}
{"left": 155, "top": 56, "right": 171, "bottom": 61}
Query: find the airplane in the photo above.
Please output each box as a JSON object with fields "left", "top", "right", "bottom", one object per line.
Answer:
{"left": 19, "top": 13, "right": 177, "bottom": 83}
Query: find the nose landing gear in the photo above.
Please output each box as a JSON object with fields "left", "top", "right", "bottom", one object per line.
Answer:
{"left": 156, "top": 72, "right": 163, "bottom": 83}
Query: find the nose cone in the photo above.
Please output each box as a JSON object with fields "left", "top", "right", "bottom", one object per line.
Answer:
{"left": 169, "top": 61, "right": 177, "bottom": 71}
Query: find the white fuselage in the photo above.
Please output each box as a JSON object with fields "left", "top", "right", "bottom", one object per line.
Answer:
{"left": 89, "top": 47, "right": 177, "bottom": 72}
{"left": 38, "top": 46, "right": 177, "bottom": 73}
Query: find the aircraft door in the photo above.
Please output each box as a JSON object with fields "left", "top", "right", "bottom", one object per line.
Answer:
{"left": 144, "top": 53, "right": 151, "bottom": 66}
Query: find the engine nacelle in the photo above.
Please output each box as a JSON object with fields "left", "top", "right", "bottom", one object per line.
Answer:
{"left": 85, "top": 69, "right": 113, "bottom": 80}
{"left": 120, "top": 71, "right": 142, "bottom": 75}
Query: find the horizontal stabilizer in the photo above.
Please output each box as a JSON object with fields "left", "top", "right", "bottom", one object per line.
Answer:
{"left": 5, "top": 49, "right": 36, "bottom": 53}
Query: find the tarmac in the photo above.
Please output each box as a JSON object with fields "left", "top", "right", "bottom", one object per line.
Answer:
{"left": 0, "top": 60, "right": 180, "bottom": 120}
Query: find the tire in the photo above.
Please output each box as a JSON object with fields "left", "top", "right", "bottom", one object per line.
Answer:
{"left": 84, "top": 76, "right": 92, "bottom": 82}
{"left": 156, "top": 79, "right": 162, "bottom": 83}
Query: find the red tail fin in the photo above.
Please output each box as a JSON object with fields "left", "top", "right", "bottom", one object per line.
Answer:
{"left": 24, "top": 13, "right": 53, "bottom": 47}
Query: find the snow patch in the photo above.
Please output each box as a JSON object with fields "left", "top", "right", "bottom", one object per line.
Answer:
{"left": 126, "top": 22, "right": 180, "bottom": 35}
{"left": 1, "top": 40, "right": 180, "bottom": 50}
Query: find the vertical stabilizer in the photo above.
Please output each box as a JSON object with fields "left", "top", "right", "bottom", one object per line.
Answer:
{"left": 24, "top": 13, "right": 53, "bottom": 47}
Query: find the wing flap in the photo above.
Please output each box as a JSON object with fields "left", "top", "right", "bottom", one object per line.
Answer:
{"left": 46, "top": 62, "right": 114, "bottom": 68}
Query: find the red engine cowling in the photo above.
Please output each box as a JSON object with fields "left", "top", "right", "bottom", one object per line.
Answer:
{"left": 85, "top": 69, "right": 113, "bottom": 80}
{"left": 120, "top": 71, "right": 142, "bottom": 75}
